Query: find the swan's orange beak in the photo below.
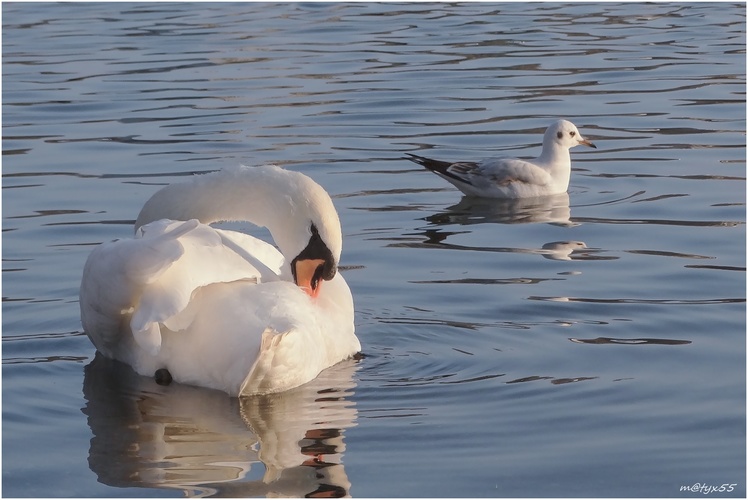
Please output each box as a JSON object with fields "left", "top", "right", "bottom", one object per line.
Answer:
{"left": 294, "top": 258, "right": 326, "bottom": 299}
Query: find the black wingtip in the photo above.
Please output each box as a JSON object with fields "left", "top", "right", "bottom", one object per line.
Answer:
{"left": 404, "top": 152, "right": 427, "bottom": 165}
{"left": 404, "top": 152, "right": 476, "bottom": 188}
{"left": 404, "top": 153, "right": 452, "bottom": 173}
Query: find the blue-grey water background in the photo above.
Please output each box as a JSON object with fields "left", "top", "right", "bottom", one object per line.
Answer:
{"left": 2, "top": 2, "right": 746, "bottom": 497}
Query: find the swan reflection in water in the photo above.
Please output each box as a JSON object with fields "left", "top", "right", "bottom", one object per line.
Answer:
{"left": 82, "top": 353, "right": 360, "bottom": 497}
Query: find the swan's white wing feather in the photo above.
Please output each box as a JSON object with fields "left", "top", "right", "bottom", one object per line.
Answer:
{"left": 151, "top": 278, "right": 356, "bottom": 396}
{"left": 130, "top": 220, "right": 277, "bottom": 353}
{"left": 213, "top": 228, "right": 285, "bottom": 279}
{"left": 80, "top": 230, "right": 187, "bottom": 356}
{"left": 82, "top": 219, "right": 282, "bottom": 356}
{"left": 126, "top": 219, "right": 196, "bottom": 282}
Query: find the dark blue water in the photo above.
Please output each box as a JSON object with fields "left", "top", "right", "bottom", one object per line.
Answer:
{"left": 3, "top": 2, "right": 745, "bottom": 497}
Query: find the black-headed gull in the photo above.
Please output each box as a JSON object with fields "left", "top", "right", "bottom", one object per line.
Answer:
{"left": 406, "top": 119, "right": 596, "bottom": 198}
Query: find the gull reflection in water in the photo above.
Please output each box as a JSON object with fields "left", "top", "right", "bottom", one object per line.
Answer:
{"left": 395, "top": 193, "right": 606, "bottom": 263}
{"left": 82, "top": 353, "right": 360, "bottom": 497}
{"left": 424, "top": 192, "right": 576, "bottom": 227}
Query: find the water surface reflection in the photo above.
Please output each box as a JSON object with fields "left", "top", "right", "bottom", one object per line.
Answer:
{"left": 82, "top": 354, "right": 359, "bottom": 497}
{"left": 379, "top": 191, "right": 610, "bottom": 261}
{"left": 424, "top": 192, "right": 574, "bottom": 227}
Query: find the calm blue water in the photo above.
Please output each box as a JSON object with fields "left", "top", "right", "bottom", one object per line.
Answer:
{"left": 3, "top": 2, "right": 745, "bottom": 497}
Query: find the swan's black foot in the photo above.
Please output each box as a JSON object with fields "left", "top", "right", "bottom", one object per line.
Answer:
{"left": 353, "top": 351, "right": 366, "bottom": 361}
{"left": 155, "top": 368, "right": 172, "bottom": 386}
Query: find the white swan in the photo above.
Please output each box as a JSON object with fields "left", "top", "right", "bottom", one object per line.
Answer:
{"left": 80, "top": 164, "right": 360, "bottom": 396}
{"left": 406, "top": 119, "right": 596, "bottom": 198}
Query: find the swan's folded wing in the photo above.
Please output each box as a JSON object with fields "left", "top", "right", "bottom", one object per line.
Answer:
{"left": 214, "top": 228, "right": 285, "bottom": 280}
{"left": 130, "top": 220, "right": 272, "bottom": 354}
{"left": 80, "top": 228, "right": 186, "bottom": 355}
{"left": 82, "top": 219, "right": 274, "bottom": 356}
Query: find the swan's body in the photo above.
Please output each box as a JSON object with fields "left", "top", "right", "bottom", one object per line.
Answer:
{"left": 406, "top": 119, "right": 596, "bottom": 199}
{"left": 80, "top": 164, "right": 360, "bottom": 396}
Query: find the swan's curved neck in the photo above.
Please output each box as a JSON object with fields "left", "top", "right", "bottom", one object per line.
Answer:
{"left": 134, "top": 165, "right": 341, "bottom": 262}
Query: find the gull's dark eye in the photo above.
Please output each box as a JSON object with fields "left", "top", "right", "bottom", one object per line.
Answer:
{"left": 570, "top": 131, "right": 576, "bottom": 137}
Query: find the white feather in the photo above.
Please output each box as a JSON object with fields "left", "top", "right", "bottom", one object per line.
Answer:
{"left": 80, "top": 165, "right": 359, "bottom": 396}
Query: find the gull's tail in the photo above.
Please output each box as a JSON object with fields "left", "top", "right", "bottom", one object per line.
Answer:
{"left": 405, "top": 153, "right": 473, "bottom": 188}
{"left": 405, "top": 153, "right": 453, "bottom": 175}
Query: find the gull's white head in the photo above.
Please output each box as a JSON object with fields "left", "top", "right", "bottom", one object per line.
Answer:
{"left": 544, "top": 119, "right": 596, "bottom": 151}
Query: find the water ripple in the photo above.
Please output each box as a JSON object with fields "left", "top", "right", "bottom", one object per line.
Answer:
{"left": 2, "top": 2, "right": 745, "bottom": 497}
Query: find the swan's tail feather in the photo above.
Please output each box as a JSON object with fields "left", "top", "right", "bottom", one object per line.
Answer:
{"left": 240, "top": 327, "right": 287, "bottom": 395}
